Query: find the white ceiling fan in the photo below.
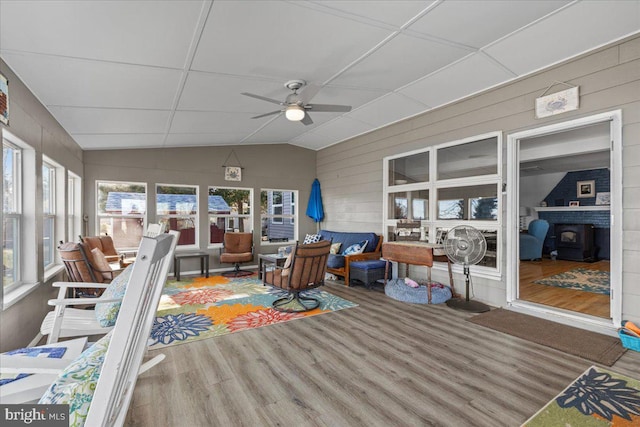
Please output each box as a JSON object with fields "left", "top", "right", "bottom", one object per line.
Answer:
{"left": 241, "top": 80, "right": 352, "bottom": 125}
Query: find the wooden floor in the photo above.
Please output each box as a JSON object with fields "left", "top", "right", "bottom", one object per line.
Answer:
{"left": 126, "top": 280, "right": 639, "bottom": 427}
{"left": 519, "top": 259, "right": 610, "bottom": 318}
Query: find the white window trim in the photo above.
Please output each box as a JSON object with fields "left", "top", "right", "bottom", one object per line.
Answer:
{"left": 156, "top": 183, "right": 199, "bottom": 250}
{"left": 42, "top": 159, "right": 57, "bottom": 271}
{"left": 2, "top": 140, "right": 22, "bottom": 293}
{"left": 383, "top": 131, "right": 502, "bottom": 278}
{"left": 68, "top": 172, "right": 82, "bottom": 243}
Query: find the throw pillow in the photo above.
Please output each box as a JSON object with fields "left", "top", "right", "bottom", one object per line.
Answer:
{"left": 342, "top": 240, "right": 368, "bottom": 256}
{"left": 94, "top": 264, "right": 134, "bottom": 327}
{"left": 330, "top": 242, "right": 342, "bottom": 254}
{"left": 90, "top": 248, "right": 112, "bottom": 280}
{"left": 39, "top": 332, "right": 112, "bottom": 427}
{"left": 303, "top": 233, "right": 321, "bottom": 244}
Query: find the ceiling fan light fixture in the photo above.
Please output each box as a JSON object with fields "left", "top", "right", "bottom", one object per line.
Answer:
{"left": 285, "top": 105, "right": 305, "bottom": 121}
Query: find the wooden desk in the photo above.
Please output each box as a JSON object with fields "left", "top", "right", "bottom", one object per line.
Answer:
{"left": 382, "top": 242, "right": 456, "bottom": 298}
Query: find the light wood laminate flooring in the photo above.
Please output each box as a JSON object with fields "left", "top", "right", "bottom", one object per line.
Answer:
{"left": 519, "top": 259, "right": 610, "bottom": 319}
{"left": 126, "top": 280, "right": 638, "bottom": 427}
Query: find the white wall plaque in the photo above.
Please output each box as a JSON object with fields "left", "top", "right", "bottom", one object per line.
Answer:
{"left": 535, "top": 86, "right": 579, "bottom": 119}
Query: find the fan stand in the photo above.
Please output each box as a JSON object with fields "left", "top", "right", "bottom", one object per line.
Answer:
{"left": 446, "top": 265, "right": 491, "bottom": 313}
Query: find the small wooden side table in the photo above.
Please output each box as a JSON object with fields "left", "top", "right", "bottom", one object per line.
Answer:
{"left": 174, "top": 251, "right": 209, "bottom": 281}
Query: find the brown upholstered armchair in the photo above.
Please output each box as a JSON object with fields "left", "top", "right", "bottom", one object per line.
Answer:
{"left": 219, "top": 232, "right": 253, "bottom": 277}
{"left": 263, "top": 239, "right": 331, "bottom": 312}
{"left": 58, "top": 241, "right": 116, "bottom": 297}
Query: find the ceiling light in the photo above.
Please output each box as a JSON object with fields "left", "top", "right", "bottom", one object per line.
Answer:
{"left": 285, "top": 105, "right": 305, "bottom": 121}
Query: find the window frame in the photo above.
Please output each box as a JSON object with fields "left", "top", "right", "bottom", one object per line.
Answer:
{"left": 2, "top": 140, "right": 22, "bottom": 293}
{"left": 67, "top": 172, "right": 82, "bottom": 243}
{"left": 156, "top": 183, "right": 199, "bottom": 250}
{"left": 260, "top": 188, "right": 298, "bottom": 246}
{"left": 383, "top": 132, "right": 502, "bottom": 277}
{"left": 207, "top": 186, "right": 253, "bottom": 248}
{"left": 96, "top": 180, "right": 147, "bottom": 252}
{"left": 42, "top": 159, "right": 57, "bottom": 270}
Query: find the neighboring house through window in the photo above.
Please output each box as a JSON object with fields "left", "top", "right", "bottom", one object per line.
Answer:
{"left": 208, "top": 187, "right": 252, "bottom": 246}
{"left": 3, "top": 141, "right": 21, "bottom": 291}
{"left": 156, "top": 184, "right": 198, "bottom": 248}
{"left": 96, "top": 181, "right": 147, "bottom": 251}
{"left": 261, "top": 189, "right": 297, "bottom": 243}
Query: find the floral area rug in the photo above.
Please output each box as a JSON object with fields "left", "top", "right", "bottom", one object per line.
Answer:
{"left": 523, "top": 366, "right": 640, "bottom": 426}
{"left": 533, "top": 268, "right": 610, "bottom": 295}
{"left": 149, "top": 274, "right": 357, "bottom": 349}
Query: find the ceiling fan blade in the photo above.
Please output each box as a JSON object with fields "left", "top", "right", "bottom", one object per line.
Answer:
{"left": 241, "top": 92, "right": 283, "bottom": 105}
{"left": 300, "top": 83, "right": 321, "bottom": 104}
{"left": 306, "top": 103, "right": 352, "bottom": 113}
{"left": 251, "top": 110, "right": 282, "bottom": 119}
{"left": 301, "top": 113, "right": 314, "bottom": 126}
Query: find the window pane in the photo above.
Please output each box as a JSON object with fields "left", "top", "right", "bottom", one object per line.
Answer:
{"left": 436, "top": 227, "right": 497, "bottom": 268}
{"left": 3, "top": 145, "right": 19, "bottom": 213}
{"left": 437, "top": 137, "right": 497, "bottom": 180}
{"left": 43, "top": 216, "right": 54, "bottom": 268}
{"left": 97, "top": 182, "right": 146, "bottom": 215}
{"left": 389, "top": 151, "right": 429, "bottom": 185}
{"left": 165, "top": 217, "right": 197, "bottom": 245}
{"left": 42, "top": 163, "right": 55, "bottom": 215}
{"left": 388, "top": 190, "right": 428, "bottom": 220}
{"left": 99, "top": 217, "right": 144, "bottom": 248}
{"left": 3, "top": 217, "right": 19, "bottom": 287}
{"left": 260, "top": 190, "right": 296, "bottom": 242}
{"left": 208, "top": 188, "right": 251, "bottom": 215}
{"left": 437, "top": 184, "right": 498, "bottom": 220}
{"left": 156, "top": 185, "right": 197, "bottom": 215}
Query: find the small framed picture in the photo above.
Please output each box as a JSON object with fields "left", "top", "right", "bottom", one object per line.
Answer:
{"left": 595, "top": 192, "right": 611, "bottom": 205}
{"left": 224, "top": 166, "right": 242, "bottom": 182}
{"left": 569, "top": 201, "right": 580, "bottom": 207}
{"left": 0, "top": 72, "right": 8, "bottom": 125}
{"left": 577, "top": 180, "right": 595, "bottom": 198}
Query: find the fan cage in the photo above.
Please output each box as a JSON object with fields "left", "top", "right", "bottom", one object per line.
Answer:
{"left": 443, "top": 226, "right": 487, "bottom": 266}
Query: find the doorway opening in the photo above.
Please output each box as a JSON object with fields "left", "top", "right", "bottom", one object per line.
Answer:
{"left": 507, "top": 111, "right": 622, "bottom": 332}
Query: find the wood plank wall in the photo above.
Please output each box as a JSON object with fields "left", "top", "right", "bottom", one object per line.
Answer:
{"left": 316, "top": 34, "right": 640, "bottom": 320}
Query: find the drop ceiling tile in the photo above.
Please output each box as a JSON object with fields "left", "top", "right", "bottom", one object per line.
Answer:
{"left": 307, "top": 85, "right": 386, "bottom": 110}
{"left": 48, "top": 107, "right": 170, "bottom": 134}
{"left": 290, "top": 131, "right": 331, "bottom": 148}
{"left": 311, "top": 117, "right": 374, "bottom": 141}
{"left": 348, "top": 93, "right": 429, "bottom": 128}
{"left": 170, "top": 111, "right": 263, "bottom": 134}
{"left": 0, "top": 1, "right": 202, "bottom": 68}
{"left": 72, "top": 134, "right": 166, "bottom": 150}
{"left": 242, "top": 120, "right": 315, "bottom": 144}
{"left": 165, "top": 133, "right": 250, "bottom": 147}
{"left": 310, "top": 1, "right": 435, "bottom": 27}
{"left": 2, "top": 52, "right": 182, "bottom": 109}
{"left": 408, "top": 0, "right": 570, "bottom": 48}
{"left": 485, "top": 1, "right": 640, "bottom": 75}
{"left": 178, "top": 73, "right": 284, "bottom": 112}
{"left": 399, "top": 53, "right": 515, "bottom": 108}
{"left": 191, "top": 0, "right": 393, "bottom": 82}
{"left": 330, "top": 33, "right": 470, "bottom": 90}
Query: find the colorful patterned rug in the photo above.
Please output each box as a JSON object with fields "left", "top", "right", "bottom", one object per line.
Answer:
{"left": 533, "top": 268, "right": 610, "bottom": 295}
{"left": 523, "top": 366, "right": 640, "bottom": 426}
{"left": 149, "top": 274, "right": 357, "bottom": 349}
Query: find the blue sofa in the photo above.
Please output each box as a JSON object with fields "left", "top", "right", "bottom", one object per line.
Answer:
{"left": 318, "top": 230, "right": 382, "bottom": 286}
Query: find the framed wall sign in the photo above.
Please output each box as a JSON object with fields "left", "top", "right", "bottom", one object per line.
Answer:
{"left": 224, "top": 166, "right": 242, "bottom": 182}
{"left": 577, "top": 180, "right": 595, "bottom": 198}
{"left": 535, "top": 85, "right": 579, "bottom": 119}
{"left": 0, "top": 73, "right": 8, "bottom": 125}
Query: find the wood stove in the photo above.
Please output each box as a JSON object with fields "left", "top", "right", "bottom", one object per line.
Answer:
{"left": 554, "top": 223, "right": 596, "bottom": 262}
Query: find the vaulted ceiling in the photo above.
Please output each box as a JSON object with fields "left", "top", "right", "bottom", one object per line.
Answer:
{"left": 1, "top": 1, "right": 638, "bottom": 151}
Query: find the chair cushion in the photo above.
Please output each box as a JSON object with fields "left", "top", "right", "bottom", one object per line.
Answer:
{"left": 319, "top": 230, "right": 379, "bottom": 253}
{"left": 330, "top": 242, "right": 342, "bottom": 254}
{"left": 342, "top": 240, "right": 368, "bottom": 255}
{"left": 303, "top": 233, "right": 321, "bottom": 244}
{"left": 327, "top": 254, "right": 345, "bottom": 269}
{"left": 220, "top": 252, "right": 253, "bottom": 263}
{"left": 94, "top": 264, "right": 134, "bottom": 327}
{"left": 90, "top": 248, "right": 113, "bottom": 280}
{"left": 38, "top": 331, "right": 112, "bottom": 424}
{"left": 350, "top": 260, "right": 387, "bottom": 270}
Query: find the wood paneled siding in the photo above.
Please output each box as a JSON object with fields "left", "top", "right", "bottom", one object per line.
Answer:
{"left": 317, "top": 34, "right": 640, "bottom": 323}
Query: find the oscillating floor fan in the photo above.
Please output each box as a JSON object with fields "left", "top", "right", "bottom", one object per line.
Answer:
{"left": 444, "top": 225, "right": 491, "bottom": 313}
